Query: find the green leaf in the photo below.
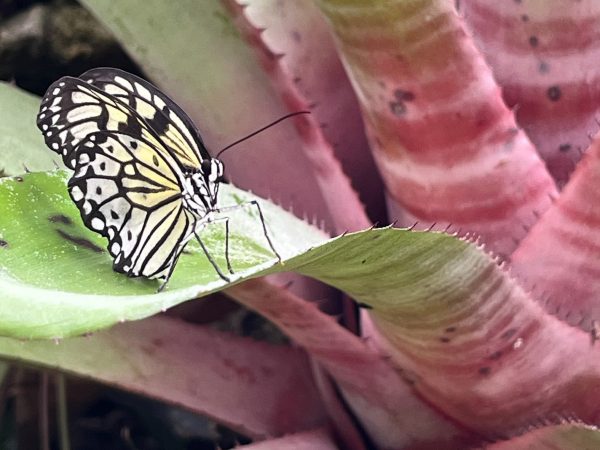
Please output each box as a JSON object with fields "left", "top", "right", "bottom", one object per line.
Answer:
{"left": 0, "top": 83, "right": 63, "bottom": 175}
{"left": 0, "top": 170, "right": 325, "bottom": 339}
{"left": 0, "top": 169, "right": 510, "bottom": 343}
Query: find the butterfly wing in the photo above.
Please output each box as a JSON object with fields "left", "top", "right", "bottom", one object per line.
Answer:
{"left": 37, "top": 77, "right": 166, "bottom": 170}
{"left": 37, "top": 70, "right": 214, "bottom": 281}
{"left": 80, "top": 67, "right": 210, "bottom": 168}
{"left": 68, "top": 131, "right": 196, "bottom": 279}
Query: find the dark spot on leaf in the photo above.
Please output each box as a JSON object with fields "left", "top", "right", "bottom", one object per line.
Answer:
{"left": 152, "top": 155, "right": 159, "bottom": 166}
{"left": 96, "top": 186, "right": 102, "bottom": 195}
{"left": 357, "top": 302, "right": 373, "bottom": 309}
{"left": 488, "top": 350, "right": 503, "bottom": 360}
{"left": 445, "top": 326, "right": 456, "bottom": 333}
{"left": 501, "top": 328, "right": 517, "bottom": 340}
{"left": 56, "top": 229, "right": 103, "bottom": 253}
{"left": 361, "top": 259, "right": 367, "bottom": 264}
{"left": 394, "top": 89, "right": 415, "bottom": 102}
{"left": 99, "top": 162, "right": 106, "bottom": 171}
{"left": 559, "top": 143, "right": 572, "bottom": 152}
{"left": 404, "top": 377, "right": 416, "bottom": 386}
{"left": 389, "top": 101, "right": 406, "bottom": 116}
{"left": 440, "top": 336, "right": 451, "bottom": 343}
{"left": 547, "top": 85, "right": 561, "bottom": 101}
{"left": 521, "top": 14, "right": 529, "bottom": 21}
{"left": 0, "top": 239, "right": 8, "bottom": 248}
{"left": 539, "top": 61, "right": 550, "bottom": 73}
{"left": 111, "top": 210, "right": 119, "bottom": 220}
{"left": 479, "top": 367, "right": 491, "bottom": 375}
{"left": 529, "top": 36, "right": 539, "bottom": 47}
{"left": 48, "top": 214, "right": 72, "bottom": 225}
{"left": 14, "top": 176, "right": 23, "bottom": 182}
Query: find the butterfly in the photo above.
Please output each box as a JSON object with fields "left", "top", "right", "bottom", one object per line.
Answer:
{"left": 36, "top": 67, "right": 282, "bottom": 290}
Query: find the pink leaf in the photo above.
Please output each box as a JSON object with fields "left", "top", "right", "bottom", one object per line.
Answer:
{"left": 512, "top": 134, "right": 600, "bottom": 331}
{"left": 0, "top": 316, "right": 327, "bottom": 439}
{"left": 316, "top": 0, "right": 557, "bottom": 257}
{"left": 462, "top": 1, "right": 600, "bottom": 185}
{"left": 236, "top": 427, "right": 337, "bottom": 449}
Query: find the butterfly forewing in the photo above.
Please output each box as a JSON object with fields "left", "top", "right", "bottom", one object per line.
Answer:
{"left": 37, "top": 77, "right": 164, "bottom": 169}
{"left": 68, "top": 131, "right": 195, "bottom": 279}
{"left": 81, "top": 67, "right": 210, "bottom": 169}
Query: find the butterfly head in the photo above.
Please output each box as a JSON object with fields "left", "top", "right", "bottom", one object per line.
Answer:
{"left": 185, "top": 158, "right": 225, "bottom": 214}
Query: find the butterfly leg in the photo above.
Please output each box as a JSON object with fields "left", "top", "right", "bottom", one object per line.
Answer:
{"left": 222, "top": 216, "right": 233, "bottom": 274}
{"left": 157, "top": 261, "right": 176, "bottom": 292}
{"left": 157, "top": 239, "right": 192, "bottom": 292}
{"left": 215, "top": 200, "right": 282, "bottom": 264}
{"left": 203, "top": 216, "right": 233, "bottom": 274}
{"left": 194, "top": 230, "right": 231, "bottom": 282}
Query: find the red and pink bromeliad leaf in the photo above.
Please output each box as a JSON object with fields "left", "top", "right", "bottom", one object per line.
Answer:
{"left": 0, "top": 316, "right": 327, "bottom": 440}
{"left": 236, "top": 427, "right": 338, "bottom": 450}
{"left": 315, "top": 0, "right": 558, "bottom": 259}
{"left": 461, "top": 1, "right": 600, "bottom": 186}
{"left": 511, "top": 133, "right": 600, "bottom": 331}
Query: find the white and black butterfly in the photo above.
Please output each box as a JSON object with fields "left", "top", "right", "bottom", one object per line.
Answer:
{"left": 37, "top": 67, "right": 283, "bottom": 290}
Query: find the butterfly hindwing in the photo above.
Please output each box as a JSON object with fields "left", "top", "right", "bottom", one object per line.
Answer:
{"left": 68, "top": 131, "right": 195, "bottom": 279}
{"left": 81, "top": 67, "right": 210, "bottom": 169}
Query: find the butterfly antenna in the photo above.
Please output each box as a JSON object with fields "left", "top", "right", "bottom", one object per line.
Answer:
{"left": 216, "top": 111, "right": 310, "bottom": 158}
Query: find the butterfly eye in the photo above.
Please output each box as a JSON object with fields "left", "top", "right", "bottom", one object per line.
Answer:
{"left": 200, "top": 159, "right": 212, "bottom": 175}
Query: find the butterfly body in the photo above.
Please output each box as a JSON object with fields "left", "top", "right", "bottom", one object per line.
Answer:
{"left": 182, "top": 159, "right": 224, "bottom": 216}
{"left": 37, "top": 68, "right": 279, "bottom": 288}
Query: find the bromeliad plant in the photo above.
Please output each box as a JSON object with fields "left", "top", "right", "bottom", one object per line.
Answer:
{"left": 1, "top": 0, "right": 600, "bottom": 448}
